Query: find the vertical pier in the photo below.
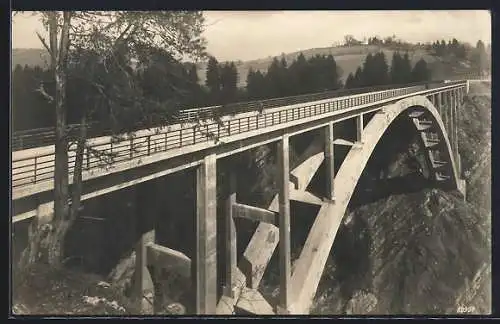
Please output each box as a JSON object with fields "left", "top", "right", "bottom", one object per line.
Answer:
{"left": 437, "top": 92, "right": 442, "bottom": 117}
{"left": 356, "top": 114, "right": 364, "bottom": 144}
{"left": 224, "top": 171, "right": 237, "bottom": 300}
{"left": 195, "top": 153, "right": 218, "bottom": 314}
{"left": 277, "top": 134, "right": 291, "bottom": 313}
{"left": 453, "top": 89, "right": 460, "bottom": 167}
{"left": 134, "top": 229, "right": 155, "bottom": 314}
{"left": 325, "top": 122, "right": 335, "bottom": 200}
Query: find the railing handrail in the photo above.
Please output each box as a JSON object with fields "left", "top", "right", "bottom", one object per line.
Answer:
{"left": 12, "top": 81, "right": 467, "bottom": 191}
{"left": 11, "top": 80, "right": 457, "bottom": 151}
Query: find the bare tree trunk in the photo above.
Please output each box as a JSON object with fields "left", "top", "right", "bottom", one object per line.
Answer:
{"left": 70, "top": 114, "right": 87, "bottom": 220}
{"left": 48, "top": 11, "right": 72, "bottom": 267}
{"left": 16, "top": 12, "right": 75, "bottom": 271}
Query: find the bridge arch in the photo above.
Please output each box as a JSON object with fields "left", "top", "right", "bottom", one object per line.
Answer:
{"left": 336, "top": 95, "right": 460, "bottom": 208}
{"left": 289, "top": 95, "right": 461, "bottom": 314}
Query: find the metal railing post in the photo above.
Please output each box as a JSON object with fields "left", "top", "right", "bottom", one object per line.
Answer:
{"left": 130, "top": 138, "right": 134, "bottom": 159}
{"left": 147, "top": 136, "right": 151, "bottom": 155}
{"left": 33, "top": 156, "right": 37, "bottom": 184}
{"left": 86, "top": 147, "right": 91, "bottom": 169}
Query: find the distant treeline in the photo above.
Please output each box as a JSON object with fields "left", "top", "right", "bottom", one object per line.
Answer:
{"left": 344, "top": 52, "right": 430, "bottom": 89}
{"left": 13, "top": 49, "right": 432, "bottom": 133}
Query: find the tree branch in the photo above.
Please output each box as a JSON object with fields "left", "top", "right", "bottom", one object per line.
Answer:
{"left": 36, "top": 32, "right": 54, "bottom": 60}
{"left": 35, "top": 82, "right": 55, "bottom": 103}
{"left": 57, "top": 11, "right": 72, "bottom": 67}
{"left": 48, "top": 12, "right": 58, "bottom": 68}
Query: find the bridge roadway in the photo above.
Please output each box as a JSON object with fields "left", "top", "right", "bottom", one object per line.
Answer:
{"left": 12, "top": 78, "right": 483, "bottom": 315}
{"left": 12, "top": 80, "right": 468, "bottom": 223}
{"left": 11, "top": 82, "right": 441, "bottom": 151}
{"left": 11, "top": 73, "right": 484, "bottom": 151}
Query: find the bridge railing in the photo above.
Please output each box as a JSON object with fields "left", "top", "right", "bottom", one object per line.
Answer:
{"left": 12, "top": 81, "right": 467, "bottom": 189}
{"left": 12, "top": 81, "right": 450, "bottom": 151}
{"left": 12, "top": 122, "right": 103, "bottom": 150}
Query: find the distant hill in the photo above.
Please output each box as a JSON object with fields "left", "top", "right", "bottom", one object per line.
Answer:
{"left": 196, "top": 44, "right": 459, "bottom": 87}
{"left": 12, "top": 48, "right": 50, "bottom": 69}
{"left": 13, "top": 44, "right": 477, "bottom": 88}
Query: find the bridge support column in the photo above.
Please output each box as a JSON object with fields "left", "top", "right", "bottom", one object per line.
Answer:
{"left": 277, "top": 134, "right": 292, "bottom": 313}
{"left": 449, "top": 91, "right": 454, "bottom": 158}
{"left": 325, "top": 122, "right": 335, "bottom": 200}
{"left": 446, "top": 92, "right": 453, "bottom": 142}
{"left": 450, "top": 90, "right": 457, "bottom": 166}
{"left": 134, "top": 229, "right": 155, "bottom": 314}
{"left": 195, "top": 153, "right": 218, "bottom": 314}
{"left": 356, "top": 114, "right": 364, "bottom": 144}
{"left": 223, "top": 171, "right": 237, "bottom": 300}
{"left": 454, "top": 89, "right": 460, "bottom": 168}
{"left": 436, "top": 92, "right": 442, "bottom": 117}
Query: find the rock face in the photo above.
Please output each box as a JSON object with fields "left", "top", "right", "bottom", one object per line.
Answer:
{"left": 345, "top": 290, "right": 378, "bottom": 315}
{"left": 311, "top": 188, "right": 489, "bottom": 315}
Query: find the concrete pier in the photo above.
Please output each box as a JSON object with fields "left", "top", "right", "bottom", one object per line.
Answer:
{"left": 325, "top": 122, "right": 335, "bottom": 200}
{"left": 195, "top": 153, "right": 217, "bottom": 314}
{"left": 223, "top": 171, "right": 237, "bottom": 300}
{"left": 356, "top": 114, "right": 364, "bottom": 143}
{"left": 134, "top": 229, "right": 155, "bottom": 314}
{"left": 277, "top": 134, "right": 292, "bottom": 313}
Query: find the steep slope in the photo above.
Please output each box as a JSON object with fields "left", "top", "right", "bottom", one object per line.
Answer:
{"left": 311, "top": 188, "right": 490, "bottom": 315}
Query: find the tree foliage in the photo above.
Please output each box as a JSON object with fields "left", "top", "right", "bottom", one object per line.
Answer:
{"left": 16, "top": 10, "right": 207, "bottom": 269}
{"left": 390, "top": 52, "right": 412, "bottom": 85}
{"left": 220, "top": 62, "right": 238, "bottom": 104}
{"left": 345, "top": 51, "right": 431, "bottom": 89}
{"left": 245, "top": 52, "right": 342, "bottom": 100}
{"left": 471, "top": 40, "right": 490, "bottom": 75}
{"left": 411, "top": 58, "right": 431, "bottom": 82}
{"left": 205, "top": 56, "right": 220, "bottom": 100}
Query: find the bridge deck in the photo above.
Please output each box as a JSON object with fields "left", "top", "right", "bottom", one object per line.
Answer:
{"left": 12, "top": 81, "right": 466, "bottom": 203}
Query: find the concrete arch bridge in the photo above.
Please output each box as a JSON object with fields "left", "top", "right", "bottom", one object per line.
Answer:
{"left": 12, "top": 80, "right": 487, "bottom": 314}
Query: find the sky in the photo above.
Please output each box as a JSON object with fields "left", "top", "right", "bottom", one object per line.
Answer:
{"left": 12, "top": 10, "right": 491, "bottom": 62}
